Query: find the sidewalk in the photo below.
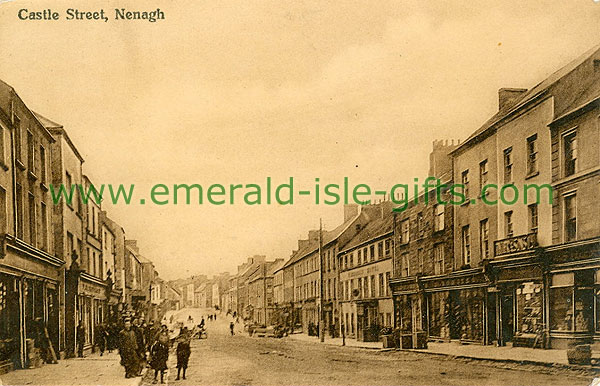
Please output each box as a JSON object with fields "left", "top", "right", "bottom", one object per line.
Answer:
{"left": 0, "top": 351, "right": 145, "bottom": 386}
{"left": 287, "top": 332, "right": 383, "bottom": 349}
{"left": 287, "top": 333, "right": 600, "bottom": 371}
{"left": 410, "top": 341, "right": 571, "bottom": 366}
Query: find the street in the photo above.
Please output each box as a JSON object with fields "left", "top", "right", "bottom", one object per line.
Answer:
{"left": 141, "top": 314, "right": 594, "bottom": 386}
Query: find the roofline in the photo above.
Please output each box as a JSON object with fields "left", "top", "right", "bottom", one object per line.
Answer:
{"left": 338, "top": 230, "right": 394, "bottom": 255}
{"left": 3, "top": 88, "right": 56, "bottom": 142}
{"left": 549, "top": 95, "right": 600, "bottom": 127}
{"left": 47, "top": 126, "right": 85, "bottom": 163}
{"left": 450, "top": 90, "right": 549, "bottom": 156}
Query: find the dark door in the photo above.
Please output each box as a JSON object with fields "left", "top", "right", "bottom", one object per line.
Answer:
{"left": 501, "top": 293, "right": 514, "bottom": 343}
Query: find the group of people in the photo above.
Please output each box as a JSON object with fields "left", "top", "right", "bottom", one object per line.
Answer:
{"left": 116, "top": 317, "right": 192, "bottom": 383}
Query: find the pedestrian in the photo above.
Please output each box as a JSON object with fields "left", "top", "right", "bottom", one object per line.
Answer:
{"left": 175, "top": 327, "right": 191, "bottom": 380}
{"left": 150, "top": 331, "right": 169, "bottom": 384}
{"left": 118, "top": 318, "right": 140, "bottom": 378}
{"left": 95, "top": 323, "right": 108, "bottom": 356}
{"left": 76, "top": 321, "right": 85, "bottom": 358}
{"left": 230, "top": 321, "right": 234, "bottom": 336}
{"left": 132, "top": 317, "right": 146, "bottom": 373}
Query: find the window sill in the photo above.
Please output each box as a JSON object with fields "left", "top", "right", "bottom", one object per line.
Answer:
{"left": 525, "top": 171, "right": 540, "bottom": 180}
{"left": 40, "top": 182, "right": 48, "bottom": 191}
{"left": 0, "top": 161, "right": 8, "bottom": 172}
{"left": 28, "top": 171, "right": 38, "bottom": 181}
{"left": 15, "top": 159, "right": 25, "bottom": 171}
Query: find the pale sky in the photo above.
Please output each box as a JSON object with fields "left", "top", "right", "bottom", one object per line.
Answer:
{"left": 1, "top": 0, "right": 599, "bottom": 280}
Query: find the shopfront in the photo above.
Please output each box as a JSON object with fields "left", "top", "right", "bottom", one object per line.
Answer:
{"left": 548, "top": 269, "right": 595, "bottom": 349}
{"left": 1, "top": 237, "right": 63, "bottom": 371}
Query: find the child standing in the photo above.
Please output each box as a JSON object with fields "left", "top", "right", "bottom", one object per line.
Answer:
{"left": 176, "top": 327, "right": 191, "bottom": 380}
{"left": 150, "top": 332, "right": 169, "bottom": 384}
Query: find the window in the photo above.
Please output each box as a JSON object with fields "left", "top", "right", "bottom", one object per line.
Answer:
{"left": 564, "top": 131, "right": 577, "bottom": 177}
{"left": 417, "top": 212, "right": 424, "bottom": 238}
{"left": 377, "top": 241, "right": 383, "bottom": 259}
{"left": 15, "top": 184, "right": 23, "bottom": 239}
{"left": 369, "top": 245, "right": 375, "bottom": 262}
{"left": 358, "top": 278, "right": 363, "bottom": 298}
{"left": 527, "top": 134, "right": 538, "bottom": 175}
{"left": 504, "top": 147, "right": 513, "bottom": 183}
{"left": 461, "top": 226, "right": 471, "bottom": 266}
{"left": 565, "top": 194, "right": 577, "bottom": 242}
{"left": 433, "top": 244, "right": 444, "bottom": 275}
{"left": 417, "top": 248, "right": 424, "bottom": 273}
{"left": 479, "top": 219, "right": 489, "bottom": 259}
{"left": 0, "top": 125, "right": 5, "bottom": 166}
{"left": 479, "top": 159, "right": 488, "bottom": 191}
{"left": 28, "top": 193, "right": 36, "bottom": 246}
{"left": 434, "top": 204, "right": 444, "bottom": 231}
{"left": 400, "top": 220, "right": 410, "bottom": 244}
{"left": 39, "top": 146, "right": 47, "bottom": 184}
{"left": 385, "top": 272, "right": 390, "bottom": 296}
{"left": 384, "top": 239, "right": 391, "bottom": 256}
{"left": 370, "top": 275, "right": 375, "bottom": 297}
{"left": 0, "top": 187, "right": 6, "bottom": 234}
{"left": 14, "top": 116, "right": 21, "bottom": 161}
{"left": 528, "top": 204, "right": 538, "bottom": 233}
{"left": 505, "top": 211, "right": 514, "bottom": 238}
{"left": 344, "top": 255, "right": 348, "bottom": 270}
{"left": 27, "top": 130, "right": 34, "bottom": 171}
{"left": 364, "top": 247, "right": 369, "bottom": 262}
{"left": 461, "top": 170, "right": 470, "bottom": 199}
{"left": 402, "top": 254, "right": 410, "bottom": 277}
{"left": 378, "top": 273, "right": 384, "bottom": 297}
{"left": 356, "top": 249, "right": 361, "bottom": 265}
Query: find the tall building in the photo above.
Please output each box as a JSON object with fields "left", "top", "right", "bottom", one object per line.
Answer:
{"left": 0, "top": 80, "right": 62, "bottom": 370}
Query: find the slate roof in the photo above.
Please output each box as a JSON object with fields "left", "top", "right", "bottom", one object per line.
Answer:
{"left": 454, "top": 43, "right": 600, "bottom": 153}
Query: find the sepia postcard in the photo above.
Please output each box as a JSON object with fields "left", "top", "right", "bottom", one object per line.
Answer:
{"left": 0, "top": 0, "right": 599, "bottom": 385}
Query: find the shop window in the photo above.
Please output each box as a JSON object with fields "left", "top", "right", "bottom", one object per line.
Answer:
{"left": 515, "top": 282, "right": 543, "bottom": 334}
{"left": 551, "top": 271, "right": 594, "bottom": 333}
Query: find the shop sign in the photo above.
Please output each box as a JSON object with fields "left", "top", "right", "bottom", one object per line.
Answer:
{"left": 494, "top": 233, "right": 538, "bottom": 257}
{"left": 80, "top": 281, "right": 105, "bottom": 298}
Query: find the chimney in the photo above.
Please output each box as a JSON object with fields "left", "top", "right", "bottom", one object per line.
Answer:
{"left": 307, "top": 230, "right": 320, "bottom": 241}
{"left": 498, "top": 88, "right": 527, "bottom": 111}
{"left": 344, "top": 204, "right": 359, "bottom": 222}
{"left": 298, "top": 239, "right": 309, "bottom": 250}
{"left": 429, "top": 140, "right": 459, "bottom": 179}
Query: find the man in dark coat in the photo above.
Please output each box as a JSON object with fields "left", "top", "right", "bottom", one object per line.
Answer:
{"left": 118, "top": 319, "right": 140, "bottom": 378}
{"left": 132, "top": 317, "right": 146, "bottom": 373}
{"left": 175, "top": 327, "right": 191, "bottom": 380}
{"left": 76, "top": 321, "right": 85, "bottom": 358}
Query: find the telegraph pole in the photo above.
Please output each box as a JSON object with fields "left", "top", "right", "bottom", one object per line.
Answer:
{"left": 319, "top": 218, "right": 325, "bottom": 343}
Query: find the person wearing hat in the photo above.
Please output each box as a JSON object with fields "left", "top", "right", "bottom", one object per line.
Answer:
{"left": 175, "top": 327, "right": 191, "bottom": 380}
{"left": 118, "top": 318, "right": 140, "bottom": 378}
{"left": 150, "top": 328, "right": 170, "bottom": 384}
